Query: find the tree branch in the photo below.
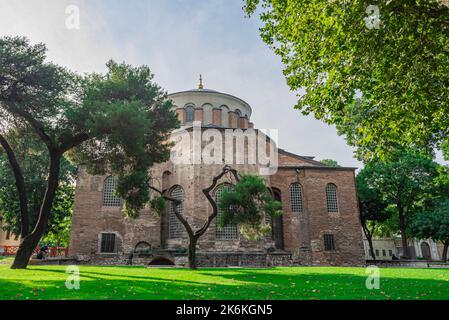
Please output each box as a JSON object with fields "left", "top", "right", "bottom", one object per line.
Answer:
{"left": 197, "top": 165, "right": 239, "bottom": 237}
{"left": 148, "top": 165, "right": 240, "bottom": 239}
{"left": 0, "top": 133, "right": 29, "bottom": 237}
{"left": 148, "top": 185, "right": 194, "bottom": 237}
{"left": 59, "top": 132, "right": 90, "bottom": 153}
{"left": 12, "top": 108, "right": 53, "bottom": 150}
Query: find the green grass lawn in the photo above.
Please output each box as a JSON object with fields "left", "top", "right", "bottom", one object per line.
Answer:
{"left": 0, "top": 262, "right": 448, "bottom": 300}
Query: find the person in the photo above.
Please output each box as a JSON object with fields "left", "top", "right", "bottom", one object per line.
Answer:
{"left": 36, "top": 245, "right": 49, "bottom": 260}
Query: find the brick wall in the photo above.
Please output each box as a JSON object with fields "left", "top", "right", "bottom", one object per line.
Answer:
{"left": 69, "top": 128, "right": 364, "bottom": 266}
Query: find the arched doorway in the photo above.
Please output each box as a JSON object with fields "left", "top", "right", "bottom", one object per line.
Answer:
{"left": 272, "top": 188, "right": 284, "bottom": 250}
{"left": 149, "top": 257, "right": 175, "bottom": 266}
{"left": 420, "top": 242, "right": 431, "bottom": 260}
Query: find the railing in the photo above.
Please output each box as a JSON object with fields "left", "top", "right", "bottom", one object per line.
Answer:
{"left": 1, "top": 245, "right": 68, "bottom": 257}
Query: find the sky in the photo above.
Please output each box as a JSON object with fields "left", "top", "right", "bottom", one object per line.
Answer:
{"left": 1, "top": 0, "right": 445, "bottom": 168}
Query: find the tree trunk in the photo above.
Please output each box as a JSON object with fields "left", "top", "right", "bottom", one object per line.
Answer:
{"left": 11, "top": 233, "right": 41, "bottom": 269}
{"left": 188, "top": 236, "right": 198, "bottom": 269}
{"left": 0, "top": 134, "right": 29, "bottom": 237}
{"left": 151, "top": 166, "right": 239, "bottom": 270}
{"left": 361, "top": 222, "right": 376, "bottom": 261}
{"left": 442, "top": 239, "right": 449, "bottom": 262}
{"left": 11, "top": 153, "right": 62, "bottom": 269}
{"left": 398, "top": 204, "right": 409, "bottom": 259}
{"left": 366, "top": 235, "right": 376, "bottom": 261}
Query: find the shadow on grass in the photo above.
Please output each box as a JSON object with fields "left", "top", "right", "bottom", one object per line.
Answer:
{"left": 1, "top": 267, "right": 448, "bottom": 300}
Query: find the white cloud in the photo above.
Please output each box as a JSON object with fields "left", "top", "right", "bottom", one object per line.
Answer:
{"left": 0, "top": 0, "right": 362, "bottom": 167}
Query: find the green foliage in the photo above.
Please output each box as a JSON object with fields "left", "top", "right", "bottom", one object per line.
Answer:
{"left": 115, "top": 171, "right": 150, "bottom": 218}
{"left": 356, "top": 149, "right": 444, "bottom": 237}
{"left": 68, "top": 60, "right": 179, "bottom": 217}
{"left": 217, "top": 175, "right": 282, "bottom": 240}
{"left": 0, "top": 37, "right": 180, "bottom": 268}
{"left": 41, "top": 183, "right": 74, "bottom": 247}
{"left": 0, "top": 37, "right": 81, "bottom": 143}
{"left": 0, "top": 130, "right": 75, "bottom": 237}
{"left": 410, "top": 200, "right": 449, "bottom": 243}
{"left": 149, "top": 196, "right": 166, "bottom": 217}
{"left": 1, "top": 37, "right": 179, "bottom": 220}
{"left": 320, "top": 159, "right": 341, "bottom": 167}
{"left": 245, "top": 0, "right": 449, "bottom": 160}
{"left": 357, "top": 165, "right": 391, "bottom": 243}
{"left": 442, "top": 140, "right": 449, "bottom": 160}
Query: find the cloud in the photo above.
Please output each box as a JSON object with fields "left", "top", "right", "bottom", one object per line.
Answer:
{"left": 0, "top": 0, "right": 364, "bottom": 167}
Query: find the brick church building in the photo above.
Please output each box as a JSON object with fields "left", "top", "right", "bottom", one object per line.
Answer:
{"left": 69, "top": 79, "right": 364, "bottom": 267}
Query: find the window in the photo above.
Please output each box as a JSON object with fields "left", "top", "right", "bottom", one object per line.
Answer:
{"left": 382, "top": 249, "right": 386, "bottom": 256}
{"left": 375, "top": 249, "right": 379, "bottom": 257}
{"left": 389, "top": 250, "right": 393, "bottom": 257}
{"left": 169, "top": 186, "right": 185, "bottom": 238}
{"left": 326, "top": 183, "right": 339, "bottom": 213}
{"left": 323, "top": 234, "right": 335, "bottom": 251}
{"left": 102, "top": 176, "right": 121, "bottom": 207}
{"left": 100, "top": 233, "right": 116, "bottom": 253}
{"left": 235, "top": 110, "right": 242, "bottom": 128}
{"left": 185, "top": 106, "right": 195, "bottom": 122}
{"left": 215, "top": 184, "right": 238, "bottom": 240}
{"left": 289, "top": 183, "right": 303, "bottom": 213}
{"left": 5, "top": 230, "right": 10, "bottom": 240}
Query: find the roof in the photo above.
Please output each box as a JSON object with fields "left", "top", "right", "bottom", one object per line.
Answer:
{"left": 278, "top": 148, "right": 325, "bottom": 167}
{"left": 169, "top": 88, "right": 252, "bottom": 113}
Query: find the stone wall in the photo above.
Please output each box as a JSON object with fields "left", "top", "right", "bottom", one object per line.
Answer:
{"left": 69, "top": 128, "right": 364, "bottom": 267}
{"left": 270, "top": 155, "right": 365, "bottom": 266}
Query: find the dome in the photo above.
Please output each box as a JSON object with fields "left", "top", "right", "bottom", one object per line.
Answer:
{"left": 168, "top": 76, "right": 253, "bottom": 129}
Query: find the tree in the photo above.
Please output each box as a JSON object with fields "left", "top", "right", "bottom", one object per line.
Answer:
{"left": 41, "top": 183, "right": 74, "bottom": 247}
{"left": 0, "top": 36, "right": 178, "bottom": 268}
{"left": 0, "top": 129, "right": 75, "bottom": 241}
{"left": 356, "top": 150, "right": 441, "bottom": 258}
{"left": 410, "top": 200, "right": 449, "bottom": 261}
{"left": 356, "top": 169, "right": 390, "bottom": 260}
{"left": 149, "top": 166, "right": 282, "bottom": 269}
{"left": 244, "top": 0, "right": 449, "bottom": 160}
{"left": 320, "top": 159, "right": 341, "bottom": 167}
{"left": 217, "top": 174, "right": 282, "bottom": 241}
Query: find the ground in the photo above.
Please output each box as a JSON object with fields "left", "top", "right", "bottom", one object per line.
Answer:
{"left": 0, "top": 260, "right": 448, "bottom": 300}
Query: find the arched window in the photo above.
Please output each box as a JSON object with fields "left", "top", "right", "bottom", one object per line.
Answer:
{"left": 289, "top": 183, "right": 303, "bottom": 213}
{"left": 420, "top": 242, "right": 431, "bottom": 259}
{"left": 326, "top": 183, "right": 339, "bottom": 213}
{"left": 185, "top": 106, "right": 195, "bottom": 122}
{"left": 234, "top": 109, "right": 242, "bottom": 128}
{"left": 162, "top": 171, "right": 172, "bottom": 192}
{"left": 215, "top": 184, "right": 238, "bottom": 240}
{"left": 271, "top": 188, "right": 284, "bottom": 250}
{"left": 102, "top": 176, "right": 121, "bottom": 207}
{"left": 169, "top": 186, "right": 184, "bottom": 238}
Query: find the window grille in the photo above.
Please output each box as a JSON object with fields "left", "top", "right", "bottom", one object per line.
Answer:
{"left": 326, "top": 183, "right": 339, "bottom": 213}
{"left": 102, "top": 176, "right": 121, "bottom": 207}
{"left": 185, "top": 106, "right": 195, "bottom": 122}
{"left": 215, "top": 185, "right": 238, "bottom": 240}
{"left": 169, "top": 186, "right": 185, "bottom": 238}
{"left": 289, "top": 183, "right": 304, "bottom": 213}
{"left": 100, "top": 233, "right": 116, "bottom": 253}
{"left": 323, "top": 234, "right": 336, "bottom": 251}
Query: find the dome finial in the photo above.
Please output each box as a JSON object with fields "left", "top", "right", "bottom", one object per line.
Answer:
{"left": 197, "top": 74, "right": 204, "bottom": 90}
